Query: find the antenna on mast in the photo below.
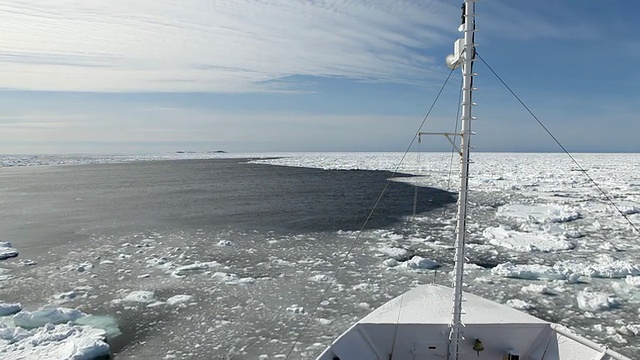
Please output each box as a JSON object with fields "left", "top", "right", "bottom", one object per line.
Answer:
{"left": 448, "top": 0, "right": 477, "bottom": 359}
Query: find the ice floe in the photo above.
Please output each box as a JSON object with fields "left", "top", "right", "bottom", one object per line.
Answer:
{"left": 506, "top": 299, "right": 535, "bottom": 310}
{"left": 377, "top": 246, "right": 411, "bottom": 260}
{"left": 491, "top": 263, "right": 566, "bottom": 280}
{"left": 625, "top": 276, "right": 640, "bottom": 287}
{"left": 0, "top": 306, "right": 115, "bottom": 359}
{"left": 556, "top": 256, "right": 640, "bottom": 278}
{"left": 0, "top": 303, "right": 22, "bottom": 316}
{"left": 0, "top": 242, "right": 19, "bottom": 260}
{"left": 171, "top": 261, "right": 221, "bottom": 277}
{"left": 309, "top": 274, "right": 331, "bottom": 283}
{"left": 113, "top": 290, "right": 157, "bottom": 304}
{"left": 398, "top": 256, "right": 440, "bottom": 270}
{"left": 520, "top": 284, "right": 555, "bottom": 295}
{"left": 496, "top": 204, "right": 581, "bottom": 223}
{"left": 0, "top": 323, "right": 109, "bottom": 360}
{"left": 483, "top": 226, "right": 574, "bottom": 252}
{"left": 286, "top": 305, "right": 306, "bottom": 314}
{"left": 576, "top": 291, "right": 619, "bottom": 312}
{"left": 13, "top": 308, "right": 86, "bottom": 329}
{"left": 212, "top": 271, "right": 255, "bottom": 285}
{"left": 166, "top": 295, "right": 194, "bottom": 306}
{"left": 383, "top": 258, "right": 399, "bottom": 268}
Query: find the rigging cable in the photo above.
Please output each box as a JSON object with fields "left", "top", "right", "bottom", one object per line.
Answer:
{"left": 445, "top": 76, "right": 464, "bottom": 194}
{"left": 413, "top": 141, "right": 420, "bottom": 217}
{"left": 283, "top": 67, "right": 455, "bottom": 359}
{"left": 476, "top": 52, "right": 639, "bottom": 234}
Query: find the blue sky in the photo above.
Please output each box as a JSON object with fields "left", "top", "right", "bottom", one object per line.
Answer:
{"left": 1, "top": 0, "right": 638, "bottom": 154}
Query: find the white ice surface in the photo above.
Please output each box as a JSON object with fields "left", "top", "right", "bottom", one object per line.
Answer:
{"left": 377, "top": 246, "right": 411, "bottom": 260}
{"left": 556, "top": 256, "right": 640, "bottom": 278}
{"left": 483, "top": 226, "right": 574, "bottom": 252}
{"left": 0, "top": 303, "right": 21, "bottom": 317}
{"left": 576, "top": 291, "right": 620, "bottom": 312}
{"left": 166, "top": 295, "right": 194, "bottom": 306}
{"left": 491, "top": 262, "right": 566, "bottom": 280}
{"left": 212, "top": 272, "right": 255, "bottom": 285}
{"left": 286, "top": 305, "right": 306, "bottom": 314}
{"left": 0, "top": 322, "right": 109, "bottom": 360}
{"left": 0, "top": 242, "right": 19, "bottom": 260}
{"left": 172, "top": 261, "right": 221, "bottom": 277}
{"left": 496, "top": 204, "right": 581, "bottom": 223}
{"left": 625, "top": 276, "right": 640, "bottom": 287}
{"left": 113, "top": 290, "right": 157, "bottom": 304}
{"left": 398, "top": 256, "right": 440, "bottom": 270}
{"left": 506, "top": 299, "right": 536, "bottom": 310}
{"left": 13, "top": 308, "right": 86, "bottom": 329}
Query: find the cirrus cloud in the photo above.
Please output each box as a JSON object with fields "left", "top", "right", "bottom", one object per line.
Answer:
{"left": 2, "top": 0, "right": 459, "bottom": 92}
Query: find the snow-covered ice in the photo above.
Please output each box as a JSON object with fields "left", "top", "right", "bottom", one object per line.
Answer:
{"left": 113, "top": 291, "right": 157, "bottom": 304}
{"left": 377, "top": 246, "right": 411, "bottom": 260}
{"left": 520, "top": 284, "right": 554, "bottom": 295}
{"left": 0, "top": 303, "right": 22, "bottom": 316}
{"left": 0, "top": 322, "right": 109, "bottom": 360}
{"left": 172, "top": 261, "right": 221, "bottom": 277}
{"left": 166, "top": 295, "right": 194, "bottom": 306}
{"left": 286, "top": 305, "right": 306, "bottom": 314}
{"left": 0, "top": 242, "right": 19, "bottom": 260}
{"left": 212, "top": 272, "right": 255, "bottom": 285}
{"left": 576, "top": 291, "right": 620, "bottom": 312}
{"left": 483, "top": 226, "right": 574, "bottom": 252}
{"left": 626, "top": 276, "right": 640, "bottom": 287}
{"left": 496, "top": 204, "right": 581, "bottom": 224}
{"left": 556, "top": 256, "right": 640, "bottom": 278}
{"left": 399, "top": 256, "right": 440, "bottom": 270}
{"left": 13, "top": 308, "right": 86, "bottom": 329}
{"left": 506, "top": 299, "right": 536, "bottom": 310}
{"left": 491, "top": 263, "right": 566, "bottom": 280}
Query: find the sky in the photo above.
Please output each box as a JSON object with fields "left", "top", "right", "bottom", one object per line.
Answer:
{"left": 1, "top": 0, "right": 639, "bottom": 154}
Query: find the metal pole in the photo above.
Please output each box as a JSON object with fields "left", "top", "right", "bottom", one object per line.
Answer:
{"left": 449, "top": 0, "right": 476, "bottom": 359}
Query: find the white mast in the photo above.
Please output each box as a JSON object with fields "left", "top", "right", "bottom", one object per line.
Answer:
{"left": 449, "top": 0, "right": 476, "bottom": 359}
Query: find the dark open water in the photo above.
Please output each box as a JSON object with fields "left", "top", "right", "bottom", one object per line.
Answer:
{"left": 0, "top": 159, "right": 455, "bottom": 359}
{"left": 0, "top": 159, "right": 454, "bottom": 253}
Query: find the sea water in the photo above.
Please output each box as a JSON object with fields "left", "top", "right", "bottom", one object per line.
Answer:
{"left": 0, "top": 153, "right": 638, "bottom": 359}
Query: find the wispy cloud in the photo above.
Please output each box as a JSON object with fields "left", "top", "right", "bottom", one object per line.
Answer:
{"left": 0, "top": 113, "right": 91, "bottom": 129}
{"left": 481, "top": 1, "right": 602, "bottom": 41}
{"left": 2, "top": 0, "right": 460, "bottom": 93}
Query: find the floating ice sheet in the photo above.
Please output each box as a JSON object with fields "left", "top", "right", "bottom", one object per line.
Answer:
{"left": 496, "top": 204, "right": 581, "bottom": 223}
{"left": 113, "top": 290, "right": 157, "bottom": 304}
{"left": 398, "top": 256, "right": 440, "bottom": 270}
{"left": 491, "top": 262, "right": 566, "bottom": 280}
{"left": 0, "top": 303, "right": 21, "bottom": 316}
{"left": 0, "top": 322, "right": 109, "bottom": 360}
{"left": 166, "top": 295, "right": 194, "bottom": 306}
{"left": 13, "top": 308, "right": 86, "bottom": 329}
{"left": 0, "top": 242, "right": 19, "bottom": 260}
{"left": 483, "top": 226, "right": 574, "bottom": 252}
{"left": 576, "top": 291, "right": 619, "bottom": 312}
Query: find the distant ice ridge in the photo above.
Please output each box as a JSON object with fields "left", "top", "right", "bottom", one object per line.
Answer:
{"left": 250, "top": 152, "right": 640, "bottom": 205}
{"left": 0, "top": 152, "right": 285, "bottom": 168}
